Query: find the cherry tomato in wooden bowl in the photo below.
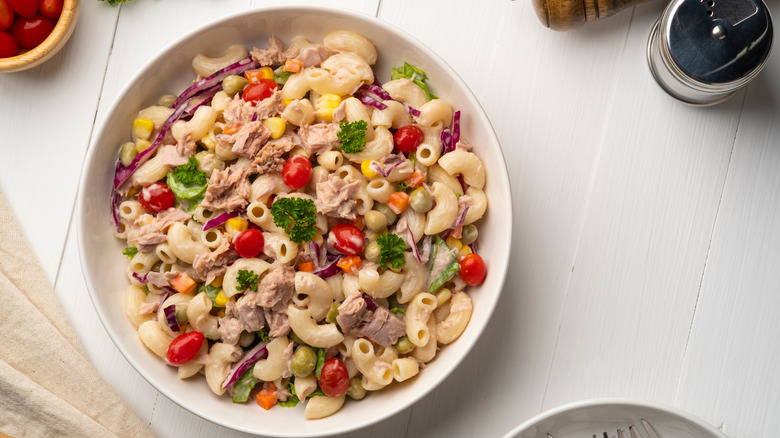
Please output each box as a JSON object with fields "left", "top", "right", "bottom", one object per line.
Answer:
{"left": 328, "top": 223, "right": 365, "bottom": 256}
{"left": 234, "top": 229, "right": 265, "bottom": 258}
{"left": 166, "top": 331, "right": 204, "bottom": 365}
{"left": 138, "top": 182, "right": 176, "bottom": 213}
{"left": 11, "top": 13, "right": 53, "bottom": 48}
{"left": 0, "top": 30, "right": 17, "bottom": 57}
{"left": 7, "top": 0, "right": 37, "bottom": 17}
{"left": 242, "top": 78, "right": 278, "bottom": 105}
{"left": 0, "top": 0, "right": 14, "bottom": 30}
{"left": 282, "top": 155, "right": 312, "bottom": 190}
{"left": 38, "top": 0, "right": 62, "bottom": 19}
{"left": 318, "top": 357, "right": 349, "bottom": 397}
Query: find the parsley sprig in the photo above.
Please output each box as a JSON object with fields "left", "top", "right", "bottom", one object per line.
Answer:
{"left": 122, "top": 246, "right": 138, "bottom": 259}
{"left": 236, "top": 269, "right": 259, "bottom": 292}
{"left": 377, "top": 233, "right": 406, "bottom": 270}
{"left": 337, "top": 120, "right": 368, "bottom": 154}
{"left": 271, "top": 197, "right": 317, "bottom": 243}
{"left": 166, "top": 157, "right": 208, "bottom": 202}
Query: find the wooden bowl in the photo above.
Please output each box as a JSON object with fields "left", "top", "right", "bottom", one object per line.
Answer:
{"left": 0, "top": 0, "right": 80, "bottom": 73}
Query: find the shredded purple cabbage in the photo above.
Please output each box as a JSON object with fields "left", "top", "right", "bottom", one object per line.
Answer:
{"left": 163, "top": 305, "right": 180, "bottom": 332}
{"left": 369, "top": 159, "right": 404, "bottom": 178}
{"left": 419, "top": 235, "right": 432, "bottom": 264}
{"left": 441, "top": 126, "right": 453, "bottom": 154}
{"left": 161, "top": 286, "right": 177, "bottom": 296}
{"left": 308, "top": 242, "right": 320, "bottom": 269}
{"left": 132, "top": 272, "right": 148, "bottom": 284}
{"left": 452, "top": 110, "right": 461, "bottom": 145}
{"left": 457, "top": 174, "right": 467, "bottom": 193}
{"left": 313, "top": 256, "right": 343, "bottom": 279}
{"left": 202, "top": 210, "right": 245, "bottom": 231}
{"left": 172, "top": 56, "right": 258, "bottom": 110}
{"left": 406, "top": 103, "right": 421, "bottom": 118}
{"left": 363, "top": 295, "right": 378, "bottom": 310}
{"left": 408, "top": 225, "right": 421, "bottom": 263}
{"left": 357, "top": 92, "right": 387, "bottom": 110}
{"left": 222, "top": 341, "right": 270, "bottom": 389}
{"left": 184, "top": 83, "right": 222, "bottom": 116}
{"left": 111, "top": 189, "right": 122, "bottom": 232}
{"left": 366, "top": 83, "right": 392, "bottom": 100}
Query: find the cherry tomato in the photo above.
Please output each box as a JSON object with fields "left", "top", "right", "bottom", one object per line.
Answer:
{"left": 38, "top": 0, "right": 62, "bottom": 18}
{"left": 0, "top": 30, "right": 17, "bottom": 57}
{"left": 166, "top": 331, "right": 204, "bottom": 365}
{"left": 459, "top": 253, "right": 487, "bottom": 286}
{"left": 11, "top": 14, "right": 53, "bottom": 48}
{"left": 242, "top": 78, "right": 278, "bottom": 105}
{"left": 234, "top": 229, "right": 265, "bottom": 258}
{"left": 282, "top": 155, "right": 312, "bottom": 189}
{"left": 328, "top": 223, "right": 365, "bottom": 256}
{"left": 393, "top": 125, "right": 424, "bottom": 153}
{"left": 138, "top": 182, "right": 175, "bottom": 213}
{"left": 0, "top": 0, "right": 14, "bottom": 30}
{"left": 7, "top": 0, "right": 36, "bottom": 17}
{"left": 318, "top": 357, "right": 349, "bottom": 397}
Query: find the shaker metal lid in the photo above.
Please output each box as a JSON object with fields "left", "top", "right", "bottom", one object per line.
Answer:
{"left": 662, "top": 0, "right": 773, "bottom": 85}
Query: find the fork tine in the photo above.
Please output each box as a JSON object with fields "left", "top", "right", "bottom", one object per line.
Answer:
{"left": 628, "top": 425, "right": 641, "bottom": 438}
{"left": 641, "top": 419, "right": 660, "bottom": 438}
{"left": 617, "top": 429, "right": 628, "bottom": 438}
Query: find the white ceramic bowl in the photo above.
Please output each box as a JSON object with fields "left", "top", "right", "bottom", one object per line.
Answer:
{"left": 77, "top": 5, "right": 512, "bottom": 437}
{"left": 503, "top": 398, "right": 728, "bottom": 438}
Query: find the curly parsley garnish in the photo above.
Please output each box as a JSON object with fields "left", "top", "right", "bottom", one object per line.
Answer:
{"left": 337, "top": 120, "right": 368, "bottom": 154}
{"left": 270, "top": 197, "right": 317, "bottom": 243}
{"left": 236, "top": 269, "right": 259, "bottom": 292}
{"left": 391, "top": 62, "right": 438, "bottom": 100}
{"left": 122, "top": 246, "right": 138, "bottom": 260}
{"left": 377, "top": 233, "right": 407, "bottom": 270}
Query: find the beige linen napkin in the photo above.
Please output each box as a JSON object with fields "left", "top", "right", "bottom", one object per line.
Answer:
{"left": 0, "top": 191, "right": 155, "bottom": 438}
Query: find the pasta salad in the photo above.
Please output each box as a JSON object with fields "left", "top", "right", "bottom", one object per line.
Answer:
{"left": 111, "top": 30, "right": 488, "bottom": 419}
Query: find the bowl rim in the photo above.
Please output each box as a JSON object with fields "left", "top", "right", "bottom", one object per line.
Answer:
{"left": 0, "top": 0, "right": 80, "bottom": 73}
{"left": 501, "top": 397, "right": 728, "bottom": 438}
{"left": 77, "top": 4, "right": 513, "bottom": 436}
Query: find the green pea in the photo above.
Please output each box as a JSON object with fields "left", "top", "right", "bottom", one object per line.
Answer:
{"left": 374, "top": 203, "right": 397, "bottom": 225}
{"left": 290, "top": 346, "right": 318, "bottom": 377}
{"left": 394, "top": 336, "right": 414, "bottom": 354}
{"left": 119, "top": 141, "right": 138, "bottom": 167}
{"left": 325, "top": 302, "right": 340, "bottom": 324}
{"left": 364, "top": 210, "right": 388, "bottom": 233}
{"left": 364, "top": 241, "right": 381, "bottom": 263}
{"left": 174, "top": 306, "right": 188, "bottom": 327}
{"left": 346, "top": 376, "right": 366, "bottom": 400}
{"left": 460, "top": 224, "right": 478, "bottom": 245}
{"left": 290, "top": 332, "right": 305, "bottom": 345}
{"left": 158, "top": 94, "right": 177, "bottom": 107}
{"left": 222, "top": 75, "right": 249, "bottom": 96}
{"left": 409, "top": 188, "right": 433, "bottom": 213}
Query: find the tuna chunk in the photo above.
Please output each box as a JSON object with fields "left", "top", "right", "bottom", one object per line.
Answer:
{"left": 251, "top": 131, "right": 299, "bottom": 175}
{"left": 315, "top": 174, "right": 361, "bottom": 220}
{"left": 193, "top": 237, "right": 241, "bottom": 285}
{"left": 135, "top": 208, "right": 191, "bottom": 252}
{"left": 223, "top": 95, "right": 256, "bottom": 125}
{"left": 234, "top": 292, "right": 266, "bottom": 332}
{"left": 255, "top": 90, "right": 285, "bottom": 120}
{"left": 218, "top": 301, "right": 245, "bottom": 344}
{"left": 336, "top": 293, "right": 368, "bottom": 333}
{"left": 250, "top": 36, "right": 299, "bottom": 66}
{"left": 146, "top": 271, "right": 169, "bottom": 288}
{"left": 295, "top": 45, "right": 330, "bottom": 68}
{"left": 161, "top": 134, "right": 197, "bottom": 167}
{"left": 258, "top": 265, "right": 296, "bottom": 312}
{"left": 298, "top": 123, "right": 340, "bottom": 155}
{"left": 231, "top": 121, "right": 271, "bottom": 158}
{"left": 358, "top": 306, "right": 406, "bottom": 347}
{"left": 201, "top": 165, "right": 251, "bottom": 212}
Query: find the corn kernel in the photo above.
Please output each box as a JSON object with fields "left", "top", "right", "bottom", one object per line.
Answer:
{"left": 289, "top": 146, "right": 310, "bottom": 158}
{"left": 313, "top": 232, "right": 324, "bottom": 246}
{"left": 446, "top": 237, "right": 463, "bottom": 250}
{"left": 260, "top": 66, "right": 274, "bottom": 80}
{"left": 211, "top": 275, "right": 223, "bottom": 288}
{"left": 282, "top": 98, "right": 294, "bottom": 106}
{"left": 133, "top": 118, "right": 155, "bottom": 141}
{"left": 264, "top": 117, "right": 286, "bottom": 139}
{"left": 119, "top": 141, "right": 138, "bottom": 167}
{"left": 316, "top": 94, "right": 342, "bottom": 122}
{"left": 199, "top": 133, "right": 217, "bottom": 151}
{"left": 127, "top": 187, "right": 138, "bottom": 197}
{"left": 215, "top": 290, "right": 230, "bottom": 307}
{"left": 225, "top": 218, "right": 248, "bottom": 233}
{"left": 435, "top": 288, "right": 452, "bottom": 308}
{"left": 361, "top": 160, "right": 378, "bottom": 178}
{"left": 135, "top": 139, "right": 152, "bottom": 153}
{"left": 458, "top": 245, "right": 473, "bottom": 259}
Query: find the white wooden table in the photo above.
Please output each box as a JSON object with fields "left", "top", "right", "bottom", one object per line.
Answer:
{"left": 2, "top": 0, "right": 778, "bottom": 436}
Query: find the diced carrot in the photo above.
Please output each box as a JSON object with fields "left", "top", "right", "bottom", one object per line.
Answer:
{"left": 386, "top": 192, "right": 410, "bottom": 214}
{"left": 298, "top": 261, "right": 315, "bottom": 272}
{"left": 406, "top": 170, "right": 426, "bottom": 188}
{"left": 244, "top": 70, "right": 264, "bottom": 83}
{"left": 337, "top": 256, "right": 362, "bottom": 275}
{"left": 284, "top": 58, "right": 303, "bottom": 73}
{"left": 222, "top": 124, "right": 241, "bottom": 135}
{"left": 256, "top": 382, "right": 278, "bottom": 410}
{"left": 353, "top": 214, "right": 364, "bottom": 230}
{"left": 170, "top": 272, "right": 197, "bottom": 294}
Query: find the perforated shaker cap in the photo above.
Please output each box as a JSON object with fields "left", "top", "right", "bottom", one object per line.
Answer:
{"left": 647, "top": 0, "right": 773, "bottom": 105}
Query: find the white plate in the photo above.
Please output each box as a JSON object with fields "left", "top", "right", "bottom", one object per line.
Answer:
{"left": 77, "top": 5, "right": 512, "bottom": 437}
{"left": 503, "top": 398, "right": 727, "bottom": 438}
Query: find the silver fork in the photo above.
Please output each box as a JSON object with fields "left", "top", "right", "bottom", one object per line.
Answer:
{"left": 545, "top": 419, "right": 660, "bottom": 438}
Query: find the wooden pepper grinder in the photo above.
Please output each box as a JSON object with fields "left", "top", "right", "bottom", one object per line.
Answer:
{"left": 532, "top": 0, "right": 652, "bottom": 31}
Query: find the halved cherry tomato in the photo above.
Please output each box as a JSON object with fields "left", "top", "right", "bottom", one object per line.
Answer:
{"left": 38, "top": 0, "right": 62, "bottom": 18}
{"left": 328, "top": 223, "right": 365, "bottom": 256}
{"left": 234, "top": 229, "right": 265, "bottom": 258}
{"left": 7, "top": 0, "right": 36, "bottom": 17}
{"left": 0, "top": 30, "right": 17, "bottom": 57}
{"left": 166, "top": 331, "right": 204, "bottom": 365}
{"left": 393, "top": 125, "right": 424, "bottom": 153}
{"left": 242, "top": 78, "right": 278, "bottom": 105}
{"left": 459, "top": 253, "right": 487, "bottom": 286}
{"left": 11, "top": 14, "right": 53, "bottom": 48}
{"left": 281, "top": 155, "right": 312, "bottom": 189}
{"left": 318, "top": 357, "right": 349, "bottom": 397}
{"left": 138, "top": 182, "right": 175, "bottom": 213}
{"left": 0, "top": 0, "right": 14, "bottom": 30}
